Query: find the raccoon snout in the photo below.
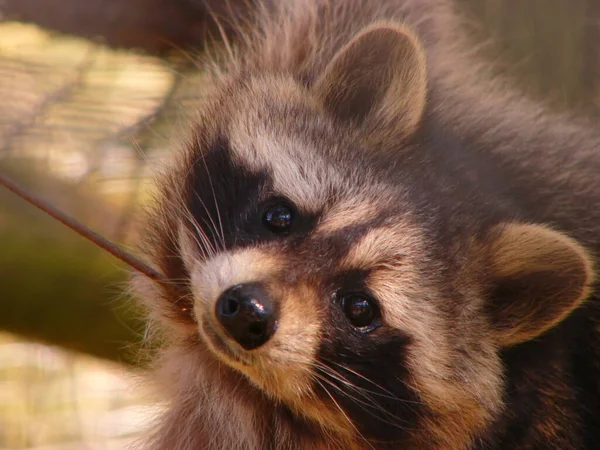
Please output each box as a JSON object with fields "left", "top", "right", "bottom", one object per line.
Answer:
{"left": 215, "top": 284, "right": 279, "bottom": 350}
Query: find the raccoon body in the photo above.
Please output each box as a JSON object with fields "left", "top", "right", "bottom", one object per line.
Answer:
{"left": 133, "top": 0, "right": 600, "bottom": 449}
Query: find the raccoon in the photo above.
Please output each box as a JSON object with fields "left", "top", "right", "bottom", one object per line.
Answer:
{"left": 132, "top": 0, "right": 600, "bottom": 448}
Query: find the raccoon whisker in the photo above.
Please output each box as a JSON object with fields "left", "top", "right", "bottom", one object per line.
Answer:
{"left": 178, "top": 201, "right": 217, "bottom": 260}
{"left": 178, "top": 154, "right": 222, "bottom": 257}
{"left": 297, "top": 357, "right": 381, "bottom": 400}
{"left": 195, "top": 138, "right": 226, "bottom": 251}
{"left": 180, "top": 197, "right": 214, "bottom": 254}
{"left": 315, "top": 364, "right": 393, "bottom": 402}
{"left": 191, "top": 190, "right": 224, "bottom": 255}
{"left": 315, "top": 380, "right": 364, "bottom": 449}
{"left": 313, "top": 367, "right": 387, "bottom": 409}
{"left": 313, "top": 361, "right": 425, "bottom": 423}
{"left": 313, "top": 370, "right": 414, "bottom": 432}
{"left": 317, "top": 360, "right": 401, "bottom": 401}
{"left": 324, "top": 358, "right": 424, "bottom": 406}
{"left": 312, "top": 363, "right": 418, "bottom": 429}
{"left": 183, "top": 218, "right": 212, "bottom": 261}
{"left": 197, "top": 216, "right": 221, "bottom": 258}
{"left": 186, "top": 212, "right": 216, "bottom": 260}
{"left": 313, "top": 377, "right": 376, "bottom": 450}
{"left": 176, "top": 207, "right": 212, "bottom": 261}
{"left": 301, "top": 387, "right": 348, "bottom": 450}
{"left": 321, "top": 358, "right": 404, "bottom": 399}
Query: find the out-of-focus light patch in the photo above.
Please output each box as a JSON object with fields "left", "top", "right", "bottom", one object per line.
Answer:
{"left": 49, "top": 149, "right": 91, "bottom": 181}
{"left": 0, "top": 342, "right": 67, "bottom": 370}
{"left": 0, "top": 22, "right": 62, "bottom": 55}
{"left": 100, "top": 178, "right": 139, "bottom": 195}
{"left": 0, "top": 333, "right": 158, "bottom": 449}
{"left": 94, "top": 403, "right": 167, "bottom": 438}
{"left": 0, "top": 21, "right": 174, "bottom": 188}
{"left": 99, "top": 144, "right": 137, "bottom": 179}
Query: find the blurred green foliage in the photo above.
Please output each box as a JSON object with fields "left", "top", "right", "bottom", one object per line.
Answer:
{"left": 1, "top": 168, "right": 145, "bottom": 365}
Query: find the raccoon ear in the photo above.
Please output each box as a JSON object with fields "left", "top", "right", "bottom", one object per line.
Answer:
{"left": 486, "top": 223, "right": 595, "bottom": 347}
{"left": 312, "top": 22, "right": 427, "bottom": 138}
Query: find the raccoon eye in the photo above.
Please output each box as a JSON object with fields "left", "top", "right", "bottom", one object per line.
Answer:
{"left": 341, "top": 294, "right": 379, "bottom": 330}
{"left": 263, "top": 204, "right": 293, "bottom": 232}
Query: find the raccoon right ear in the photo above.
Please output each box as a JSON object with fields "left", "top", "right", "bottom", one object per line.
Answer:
{"left": 485, "top": 223, "right": 595, "bottom": 347}
{"left": 312, "top": 22, "right": 427, "bottom": 139}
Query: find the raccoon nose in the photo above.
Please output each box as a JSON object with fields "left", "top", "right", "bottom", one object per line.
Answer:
{"left": 215, "top": 284, "right": 278, "bottom": 350}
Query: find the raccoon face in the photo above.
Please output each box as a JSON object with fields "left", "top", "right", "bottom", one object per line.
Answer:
{"left": 138, "top": 22, "right": 595, "bottom": 448}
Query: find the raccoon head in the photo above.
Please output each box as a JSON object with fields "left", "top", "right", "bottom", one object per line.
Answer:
{"left": 135, "top": 23, "right": 594, "bottom": 449}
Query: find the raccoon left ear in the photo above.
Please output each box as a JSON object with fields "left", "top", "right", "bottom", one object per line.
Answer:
{"left": 485, "top": 223, "right": 595, "bottom": 347}
{"left": 312, "top": 22, "right": 427, "bottom": 139}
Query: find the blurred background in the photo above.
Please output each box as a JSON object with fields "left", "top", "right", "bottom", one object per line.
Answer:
{"left": 0, "top": 0, "right": 598, "bottom": 448}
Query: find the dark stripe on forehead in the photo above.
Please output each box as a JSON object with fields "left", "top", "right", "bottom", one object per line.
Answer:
{"left": 185, "top": 134, "right": 270, "bottom": 249}
{"left": 184, "top": 134, "right": 330, "bottom": 259}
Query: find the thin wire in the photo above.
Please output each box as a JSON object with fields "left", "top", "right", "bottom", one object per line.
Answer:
{"left": 0, "top": 171, "right": 167, "bottom": 286}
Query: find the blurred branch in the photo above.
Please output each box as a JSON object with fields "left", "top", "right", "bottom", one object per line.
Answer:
{"left": 0, "top": 0, "right": 257, "bottom": 55}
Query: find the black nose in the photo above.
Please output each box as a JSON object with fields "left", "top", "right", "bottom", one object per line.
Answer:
{"left": 215, "top": 284, "right": 278, "bottom": 350}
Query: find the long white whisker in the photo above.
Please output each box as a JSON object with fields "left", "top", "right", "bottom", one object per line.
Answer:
{"left": 185, "top": 205, "right": 217, "bottom": 259}
{"left": 176, "top": 201, "right": 216, "bottom": 260}
{"left": 312, "top": 362, "right": 417, "bottom": 428}
{"left": 192, "top": 191, "right": 224, "bottom": 253}
{"left": 313, "top": 377, "right": 376, "bottom": 450}
{"left": 323, "top": 358, "right": 421, "bottom": 404}
{"left": 313, "top": 368, "right": 414, "bottom": 432}
{"left": 316, "top": 362, "right": 398, "bottom": 401}
{"left": 195, "top": 138, "right": 226, "bottom": 251}
{"left": 173, "top": 149, "right": 223, "bottom": 258}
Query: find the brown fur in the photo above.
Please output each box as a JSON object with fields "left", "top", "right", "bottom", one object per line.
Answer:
{"left": 131, "top": 0, "right": 600, "bottom": 449}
